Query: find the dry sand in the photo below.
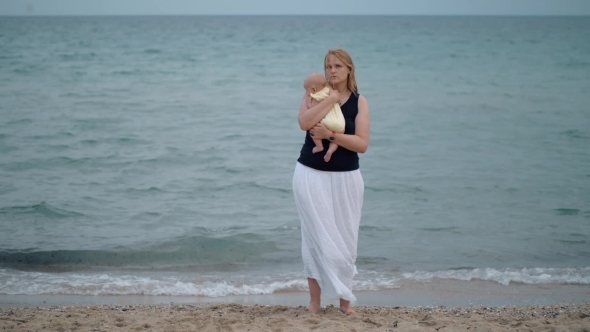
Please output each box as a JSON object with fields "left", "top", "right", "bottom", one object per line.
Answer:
{"left": 1, "top": 302, "right": 589, "bottom": 332}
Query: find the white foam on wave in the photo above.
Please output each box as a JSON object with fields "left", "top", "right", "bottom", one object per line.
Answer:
{"left": 354, "top": 270, "right": 400, "bottom": 290}
{"left": 1, "top": 267, "right": 586, "bottom": 296}
{"left": 402, "top": 267, "right": 590, "bottom": 285}
{"left": 0, "top": 268, "right": 401, "bottom": 296}
{"left": 0, "top": 269, "right": 309, "bottom": 296}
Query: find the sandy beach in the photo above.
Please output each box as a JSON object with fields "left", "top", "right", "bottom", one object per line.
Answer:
{"left": 2, "top": 13, "right": 590, "bottom": 332}
{"left": 1, "top": 302, "right": 588, "bottom": 332}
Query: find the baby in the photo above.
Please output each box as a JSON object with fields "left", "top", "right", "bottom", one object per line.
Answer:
{"left": 303, "top": 72, "right": 345, "bottom": 162}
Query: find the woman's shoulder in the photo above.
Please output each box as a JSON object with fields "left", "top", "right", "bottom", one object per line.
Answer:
{"left": 356, "top": 93, "right": 368, "bottom": 104}
{"left": 353, "top": 91, "right": 365, "bottom": 99}
{"left": 356, "top": 94, "right": 369, "bottom": 112}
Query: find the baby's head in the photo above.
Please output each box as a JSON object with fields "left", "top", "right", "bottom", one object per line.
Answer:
{"left": 303, "top": 72, "right": 327, "bottom": 94}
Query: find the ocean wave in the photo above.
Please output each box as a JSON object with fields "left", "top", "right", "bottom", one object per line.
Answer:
{"left": 0, "top": 272, "right": 306, "bottom": 296}
{"left": 358, "top": 225, "right": 394, "bottom": 232}
{"left": 125, "top": 186, "right": 167, "bottom": 194}
{"left": 2, "top": 266, "right": 586, "bottom": 296}
{"left": 5, "top": 118, "right": 33, "bottom": 126}
{"left": 0, "top": 269, "right": 398, "bottom": 296}
{"left": 554, "top": 208, "right": 580, "bottom": 216}
{"left": 199, "top": 181, "right": 291, "bottom": 194}
{"left": 402, "top": 267, "right": 590, "bottom": 285}
{"left": 0, "top": 202, "right": 84, "bottom": 219}
{"left": 365, "top": 185, "right": 425, "bottom": 194}
{"left": 0, "top": 234, "right": 278, "bottom": 269}
{"left": 560, "top": 129, "right": 588, "bottom": 140}
{"left": 419, "top": 226, "right": 459, "bottom": 232}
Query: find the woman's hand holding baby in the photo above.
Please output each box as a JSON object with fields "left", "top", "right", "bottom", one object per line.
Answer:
{"left": 328, "top": 88, "right": 340, "bottom": 104}
{"left": 309, "top": 123, "right": 331, "bottom": 140}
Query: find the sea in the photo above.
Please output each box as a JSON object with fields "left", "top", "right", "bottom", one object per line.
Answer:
{"left": 0, "top": 16, "right": 589, "bottom": 303}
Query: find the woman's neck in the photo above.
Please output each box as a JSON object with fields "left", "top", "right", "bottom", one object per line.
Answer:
{"left": 333, "top": 82, "right": 350, "bottom": 95}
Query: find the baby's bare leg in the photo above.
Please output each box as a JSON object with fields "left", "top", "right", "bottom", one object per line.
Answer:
{"left": 324, "top": 142, "right": 338, "bottom": 162}
{"left": 312, "top": 138, "right": 324, "bottom": 153}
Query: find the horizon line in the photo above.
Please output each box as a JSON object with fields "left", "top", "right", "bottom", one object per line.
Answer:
{"left": 2, "top": 14, "right": 590, "bottom": 17}
{"left": 0, "top": 13, "right": 590, "bottom": 17}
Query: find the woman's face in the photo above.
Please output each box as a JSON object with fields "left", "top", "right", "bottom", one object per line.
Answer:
{"left": 325, "top": 54, "right": 350, "bottom": 87}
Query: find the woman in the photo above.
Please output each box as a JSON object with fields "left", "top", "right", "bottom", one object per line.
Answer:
{"left": 293, "top": 48, "right": 370, "bottom": 315}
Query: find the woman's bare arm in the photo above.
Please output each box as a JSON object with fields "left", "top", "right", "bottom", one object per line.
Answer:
{"left": 309, "top": 95, "right": 370, "bottom": 153}
{"left": 297, "top": 90, "right": 340, "bottom": 130}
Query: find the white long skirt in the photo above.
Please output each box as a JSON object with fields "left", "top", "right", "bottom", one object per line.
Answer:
{"left": 292, "top": 162, "right": 364, "bottom": 304}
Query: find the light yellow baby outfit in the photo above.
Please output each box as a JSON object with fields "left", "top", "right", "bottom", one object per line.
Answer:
{"left": 309, "top": 87, "right": 345, "bottom": 133}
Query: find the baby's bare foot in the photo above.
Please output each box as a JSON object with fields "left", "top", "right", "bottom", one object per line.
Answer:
{"left": 312, "top": 146, "right": 324, "bottom": 154}
{"left": 324, "top": 151, "right": 333, "bottom": 162}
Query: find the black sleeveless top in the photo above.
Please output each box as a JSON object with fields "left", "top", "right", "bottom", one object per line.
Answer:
{"left": 297, "top": 93, "right": 360, "bottom": 172}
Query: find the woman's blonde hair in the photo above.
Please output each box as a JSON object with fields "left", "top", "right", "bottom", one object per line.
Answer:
{"left": 324, "top": 48, "right": 358, "bottom": 94}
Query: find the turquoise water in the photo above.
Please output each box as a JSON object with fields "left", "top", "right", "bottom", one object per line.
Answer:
{"left": 0, "top": 16, "right": 589, "bottom": 297}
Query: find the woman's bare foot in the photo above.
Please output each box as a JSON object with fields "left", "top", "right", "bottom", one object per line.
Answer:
{"left": 340, "top": 306, "right": 355, "bottom": 315}
{"left": 339, "top": 299, "right": 355, "bottom": 315}
{"left": 312, "top": 146, "right": 324, "bottom": 154}
{"left": 324, "top": 150, "right": 333, "bottom": 162}
{"left": 307, "top": 302, "right": 321, "bottom": 313}
{"left": 339, "top": 306, "right": 355, "bottom": 315}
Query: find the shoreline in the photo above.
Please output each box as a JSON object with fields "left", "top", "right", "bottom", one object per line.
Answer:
{"left": 1, "top": 302, "right": 588, "bottom": 331}
{"left": 2, "top": 279, "right": 589, "bottom": 308}
{"left": 1, "top": 281, "right": 589, "bottom": 331}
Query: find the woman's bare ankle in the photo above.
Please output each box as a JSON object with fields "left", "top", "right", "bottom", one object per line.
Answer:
{"left": 307, "top": 301, "right": 321, "bottom": 313}
{"left": 339, "top": 299, "right": 355, "bottom": 315}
